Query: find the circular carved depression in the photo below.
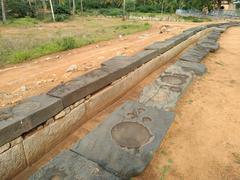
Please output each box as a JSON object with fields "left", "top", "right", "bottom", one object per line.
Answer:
{"left": 161, "top": 75, "right": 185, "bottom": 85}
{"left": 111, "top": 122, "right": 151, "bottom": 149}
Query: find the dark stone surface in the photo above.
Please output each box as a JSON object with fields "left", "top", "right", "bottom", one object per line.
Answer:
{"left": 0, "top": 94, "right": 63, "bottom": 146}
{"left": 205, "top": 31, "right": 221, "bottom": 41}
{"left": 48, "top": 68, "right": 116, "bottom": 108}
{"left": 183, "top": 25, "right": 207, "bottom": 34}
{"left": 131, "top": 49, "right": 159, "bottom": 65}
{"left": 179, "top": 44, "right": 209, "bottom": 63}
{"left": 197, "top": 38, "right": 220, "bottom": 52}
{"left": 139, "top": 64, "right": 193, "bottom": 111}
{"left": 145, "top": 37, "right": 182, "bottom": 55}
{"left": 49, "top": 51, "right": 158, "bottom": 108}
{"left": 71, "top": 101, "right": 175, "bottom": 179}
{"left": 30, "top": 150, "right": 120, "bottom": 180}
{"left": 176, "top": 60, "right": 207, "bottom": 76}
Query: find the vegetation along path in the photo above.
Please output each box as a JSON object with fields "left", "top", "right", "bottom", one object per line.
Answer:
{"left": 0, "top": 20, "right": 197, "bottom": 107}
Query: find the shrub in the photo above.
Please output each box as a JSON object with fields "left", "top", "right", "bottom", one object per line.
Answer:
{"left": 57, "top": 37, "right": 77, "bottom": 50}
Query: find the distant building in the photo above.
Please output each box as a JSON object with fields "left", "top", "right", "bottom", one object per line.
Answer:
{"left": 221, "top": 0, "right": 236, "bottom": 10}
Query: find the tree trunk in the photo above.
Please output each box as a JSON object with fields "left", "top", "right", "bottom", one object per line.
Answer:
{"left": 161, "top": 0, "right": 164, "bottom": 14}
{"left": 80, "top": 0, "right": 83, "bottom": 15}
{"left": 49, "top": 0, "right": 55, "bottom": 22}
{"left": 72, "top": 0, "right": 76, "bottom": 15}
{"left": 122, "top": 0, "right": 126, "bottom": 21}
{"left": 1, "top": 0, "right": 6, "bottom": 23}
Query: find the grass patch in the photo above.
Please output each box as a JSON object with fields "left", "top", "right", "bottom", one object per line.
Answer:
{"left": 0, "top": 17, "right": 39, "bottom": 27}
{"left": 0, "top": 17, "right": 151, "bottom": 66}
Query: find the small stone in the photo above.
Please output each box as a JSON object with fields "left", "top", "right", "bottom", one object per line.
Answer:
{"left": 10, "top": 137, "right": 23, "bottom": 147}
{"left": 85, "top": 95, "right": 91, "bottom": 100}
{"left": 73, "top": 99, "right": 85, "bottom": 108}
{"left": 37, "top": 125, "right": 44, "bottom": 131}
{"left": 46, "top": 57, "right": 51, "bottom": 61}
{"left": 66, "top": 64, "right": 78, "bottom": 73}
{"left": 64, "top": 107, "right": 71, "bottom": 114}
{"left": 20, "top": 85, "right": 28, "bottom": 92}
{"left": 54, "top": 110, "right": 66, "bottom": 120}
{"left": 56, "top": 55, "right": 60, "bottom": 59}
{"left": 0, "top": 143, "right": 10, "bottom": 154}
{"left": 96, "top": 45, "right": 100, "bottom": 48}
{"left": 70, "top": 105, "right": 74, "bottom": 110}
{"left": 45, "top": 118, "right": 54, "bottom": 126}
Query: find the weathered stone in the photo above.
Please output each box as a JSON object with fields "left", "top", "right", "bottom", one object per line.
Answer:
{"left": 139, "top": 64, "right": 194, "bottom": 111}
{"left": 197, "top": 38, "right": 220, "bottom": 52}
{"left": 0, "top": 143, "right": 10, "bottom": 154}
{"left": 73, "top": 99, "right": 85, "bottom": 108}
{"left": 179, "top": 44, "right": 209, "bottom": 63}
{"left": 0, "top": 94, "right": 63, "bottom": 147}
{"left": 145, "top": 38, "right": 178, "bottom": 54}
{"left": 183, "top": 25, "right": 207, "bottom": 34}
{"left": 0, "top": 143, "right": 27, "bottom": 179}
{"left": 176, "top": 60, "right": 207, "bottom": 76}
{"left": 131, "top": 50, "right": 159, "bottom": 65}
{"left": 50, "top": 110, "right": 66, "bottom": 124}
{"left": 44, "top": 118, "right": 54, "bottom": 126}
{"left": 48, "top": 68, "right": 115, "bottom": 108}
{"left": 71, "top": 101, "right": 175, "bottom": 179}
{"left": 102, "top": 51, "right": 158, "bottom": 82}
{"left": 23, "top": 103, "right": 86, "bottom": 164}
{"left": 30, "top": 150, "right": 119, "bottom": 180}
{"left": 205, "top": 31, "right": 221, "bottom": 41}
{"left": 10, "top": 136, "right": 23, "bottom": 147}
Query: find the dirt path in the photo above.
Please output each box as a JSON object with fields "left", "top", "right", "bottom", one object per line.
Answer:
{"left": 136, "top": 27, "right": 240, "bottom": 179}
{"left": 14, "top": 27, "right": 240, "bottom": 180}
{"left": 0, "top": 22, "right": 197, "bottom": 107}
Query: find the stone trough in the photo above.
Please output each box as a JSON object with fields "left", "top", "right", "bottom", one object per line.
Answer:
{"left": 0, "top": 22, "right": 238, "bottom": 179}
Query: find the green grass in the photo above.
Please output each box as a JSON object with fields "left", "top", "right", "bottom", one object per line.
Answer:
{"left": 0, "top": 17, "right": 150, "bottom": 67}
{"left": 0, "top": 17, "right": 39, "bottom": 27}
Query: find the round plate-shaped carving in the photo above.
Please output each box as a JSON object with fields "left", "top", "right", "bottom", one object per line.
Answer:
{"left": 111, "top": 122, "right": 151, "bottom": 149}
{"left": 161, "top": 75, "right": 185, "bottom": 85}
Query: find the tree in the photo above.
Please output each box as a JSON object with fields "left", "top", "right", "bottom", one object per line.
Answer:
{"left": 1, "top": 0, "right": 6, "bottom": 23}
{"left": 49, "top": 0, "right": 55, "bottom": 21}
{"left": 80, "top": 0, "right": 83, "bottom": 15}
{"left": 72, "top": 0, "right": 76, "bottom": 15}
{"left": 123, "top": 0, "right": 126, "bottom": 20}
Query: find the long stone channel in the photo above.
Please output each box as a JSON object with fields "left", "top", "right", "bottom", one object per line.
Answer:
{"left": 0, "top": 22, "right": 239, "bottom": 180}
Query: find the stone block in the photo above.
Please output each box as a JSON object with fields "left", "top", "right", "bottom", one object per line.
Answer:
{"left": 30, "top": 150, "right": 119, "bottom": 180}
{"left": 0, "top": 94, "right": 63, "bottom": 147}
{"left": 179, "top": 44, "right": 209, "bottom": 63}
{"left": 139, "top": 64, "right": 194, "bottom": 111}
{"left": 197, "top": 38, "right": 220, "bottom": 52}
{"left": 176, "top": 60, "right": 207, "bottom": 76}
{"left": 0, "top": 143, "right": 27, "bottom": 179}
{"left": 72, "top": 101, "right": 175, "bottom": 179}
{"left": 23, "top": 103, "right": 86, "bottom": 164}
{"left": 48, "top": 68, "right": 116, "bottom": 108}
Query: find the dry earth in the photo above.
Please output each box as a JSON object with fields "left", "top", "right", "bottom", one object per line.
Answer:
{"left": 6, "top": 21, "right": 240, "bottom": 180}
{"left": 0, "top": 21, "right": 198, "bottom": 107}
{"left": 136, "top": 27, "right": 240, "bottom": 180}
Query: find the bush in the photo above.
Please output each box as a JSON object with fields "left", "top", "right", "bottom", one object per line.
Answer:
{"left": 57, "top": 37, "right": 77, "bottom": 50}
{"left": 98, "top": 8, "right": 122, "bottom": 16}
{"left": 54, "top": 4, "right": 71, "bottom": 21}
{"left": 7, "top": 0, "right": 36, "bottom": 18}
